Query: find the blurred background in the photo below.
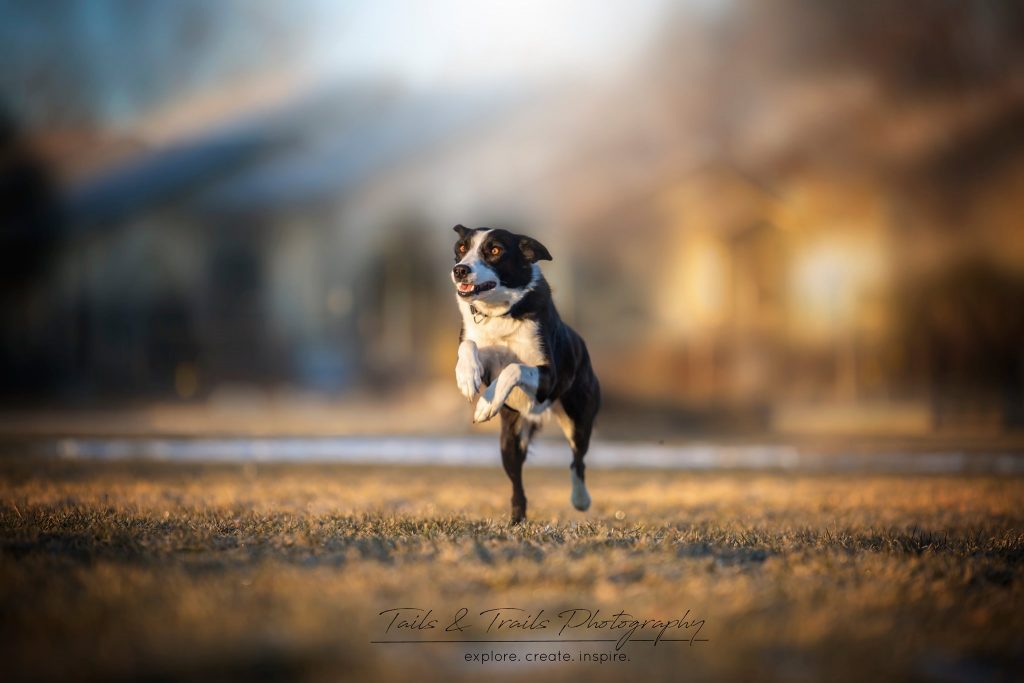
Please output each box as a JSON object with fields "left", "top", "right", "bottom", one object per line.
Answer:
{"left": 2, "top": 0, "right": 1024, "bottom": 440}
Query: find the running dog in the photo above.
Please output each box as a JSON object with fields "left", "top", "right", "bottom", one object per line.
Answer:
{"left": 450, "top": 224, "right": 600, "bottom": 524}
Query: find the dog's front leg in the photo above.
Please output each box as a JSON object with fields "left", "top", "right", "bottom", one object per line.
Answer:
{"left": 455, "top": 340, "right": 483, "bottom": 400}
{"left": 473, "top": 363, "right": 539, "bottom": 423}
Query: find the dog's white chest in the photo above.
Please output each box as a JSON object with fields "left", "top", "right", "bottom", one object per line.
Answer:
{"left": 461, "top": 306, "right": 546, "bottom": 372}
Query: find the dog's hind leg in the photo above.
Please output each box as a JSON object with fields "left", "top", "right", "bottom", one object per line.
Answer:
{"left": 499, "top": 407, "right": 529, "bottom": 524}
{"left": 555, "top": 373, "right": 600, "bottom": 512}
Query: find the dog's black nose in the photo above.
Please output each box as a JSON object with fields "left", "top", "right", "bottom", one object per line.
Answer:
{"left": 452, "top": 265, "right": 470, "bottom": 280}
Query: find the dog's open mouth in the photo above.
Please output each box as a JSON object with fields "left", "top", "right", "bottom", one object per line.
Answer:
{"left": 456, "top": 281, "right": 496, "bottom": 297}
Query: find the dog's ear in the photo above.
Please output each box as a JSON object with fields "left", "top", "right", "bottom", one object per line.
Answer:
{"left": 453, "top": 224, "right": 472, "bottom": 239}
{"left": 519, "top": 236, "right": 552, "bottom": 262}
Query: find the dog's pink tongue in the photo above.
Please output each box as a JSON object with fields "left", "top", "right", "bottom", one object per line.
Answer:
{"left": 457, "top": 283, "right": 475, "bottom": 293}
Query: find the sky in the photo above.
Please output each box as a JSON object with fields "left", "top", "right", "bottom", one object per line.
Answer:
{"left": 302, "top": 0, "right": 681, "bottom": 89}
{"left": 0, "top": 0, "right": 709, "bottom": 128}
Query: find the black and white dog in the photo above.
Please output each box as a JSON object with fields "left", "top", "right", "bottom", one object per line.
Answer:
{"left": 450, "top": 224, "right": 600, "bottom": 524}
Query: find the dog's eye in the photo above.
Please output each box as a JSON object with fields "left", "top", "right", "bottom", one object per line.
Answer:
{"left": 490, "top": 246, "right": 501, "bottom": 257}
{"left": 458, "top": 244, "right": 467, "bottom": 253}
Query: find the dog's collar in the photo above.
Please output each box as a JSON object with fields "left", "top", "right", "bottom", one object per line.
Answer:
{"left": 469, "top": 303, "right": 512, "bottom": 323}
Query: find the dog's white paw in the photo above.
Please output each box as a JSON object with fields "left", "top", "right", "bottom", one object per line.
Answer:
{"left": 473, "top": 366, "right": 520, "bottom": 423}
{"left": 456, "top": 358, "right": 483, "bottom": 400}
{"left": 455, "top": 341, "right": 482, "bottom": 400}
{"left": 473, "top": 395, "right": 500, "bottom": 423}
{"left": 570, "top": 470, "right": 591, "bottom": 511}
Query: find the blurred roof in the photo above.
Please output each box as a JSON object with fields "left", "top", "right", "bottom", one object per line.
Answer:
{"left": 62, "top": 81, "right": 524, "bottom": 229}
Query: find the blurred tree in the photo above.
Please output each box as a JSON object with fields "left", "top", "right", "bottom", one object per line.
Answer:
{"left": 897, "top": 260, "right": 1024, "bottom": 428}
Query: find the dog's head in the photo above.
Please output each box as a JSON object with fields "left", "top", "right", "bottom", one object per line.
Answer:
{"left": 450, "top": 225, "right": 551, "bottom": 302}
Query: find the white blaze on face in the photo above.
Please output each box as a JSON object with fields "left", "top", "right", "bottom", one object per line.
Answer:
{"left": 452, "top": 229, "right": 497, "bottom": 286}
{"left": 453, "top": 229, "right": 539, "bottom": 315}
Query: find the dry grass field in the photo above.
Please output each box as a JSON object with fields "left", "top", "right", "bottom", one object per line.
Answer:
{"left": 1, "top": 457, "right": 1022, "bottom": 682}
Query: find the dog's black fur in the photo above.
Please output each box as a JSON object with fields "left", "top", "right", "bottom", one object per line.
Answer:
{"left": 451, "top": 224, "right": 600, "bottom": 524}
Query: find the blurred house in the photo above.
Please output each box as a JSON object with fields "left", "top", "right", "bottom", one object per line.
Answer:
{"left": 0, "top": 83, "right": 520, "bottom": 398}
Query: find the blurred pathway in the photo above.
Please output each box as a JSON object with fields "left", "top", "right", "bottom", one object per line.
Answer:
{"left": 30, "top": 436, "right": 1024, "bottom": 474}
